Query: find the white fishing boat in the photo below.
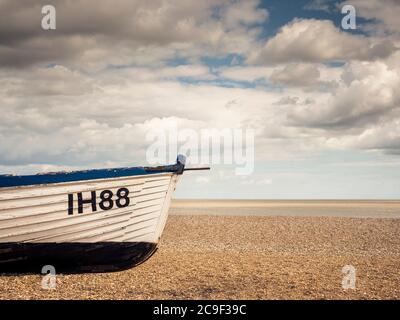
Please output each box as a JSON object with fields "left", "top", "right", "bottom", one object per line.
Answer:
{"left": 0, "top": 155, "right": 208, "bottom": 273}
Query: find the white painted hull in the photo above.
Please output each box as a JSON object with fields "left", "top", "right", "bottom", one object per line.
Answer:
{"left": 0, "top": 172, "right": 180, "bottom": 272}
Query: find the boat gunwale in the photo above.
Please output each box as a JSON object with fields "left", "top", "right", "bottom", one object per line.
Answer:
{"left": 0, "top": 170, "right": 175, "bottom": 190}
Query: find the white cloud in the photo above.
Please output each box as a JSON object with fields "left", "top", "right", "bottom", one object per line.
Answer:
{"left": 219, "top": 65, "right": 273, "bottom": 81}
{"left": 0, "top": 0, "right": 269, "bottom": 70}
{"left": 289, "top": 59, "right": 400, "bottom": 129}
{"left": 326, "top": 116, "right": 400, "bottom": 155}
{"left": 219, "top": 63, "right": 342, "bottom": 88}
{"left": 270, "top": 63, "right": 321, "bottom": 87}
{"left": 249, "top": 18, "right": 396, "bottom": 65}
{"left": 220, "top": 0, "right": 268, "bottom": 28}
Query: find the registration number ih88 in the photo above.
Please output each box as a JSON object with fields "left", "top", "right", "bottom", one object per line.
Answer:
{"left": 67, "top": 187, "right": 130, "bottom": 215}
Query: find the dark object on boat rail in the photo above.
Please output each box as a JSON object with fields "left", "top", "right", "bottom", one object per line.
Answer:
{"left": 145, "top": 155, "right": 210, "bottom": 175}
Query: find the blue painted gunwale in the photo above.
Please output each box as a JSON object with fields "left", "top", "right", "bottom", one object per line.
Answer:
{"left": 0, "top": 165, "right": 180, "bottom": 188}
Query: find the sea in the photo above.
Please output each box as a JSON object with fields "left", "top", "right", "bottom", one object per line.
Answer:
{"left": 170, "top": 200, "right": 400, "bottom": 218}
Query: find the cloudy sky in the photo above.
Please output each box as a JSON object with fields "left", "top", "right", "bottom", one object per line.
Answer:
{"left": 1, "top": 0, "right": 400, "bottom": 199}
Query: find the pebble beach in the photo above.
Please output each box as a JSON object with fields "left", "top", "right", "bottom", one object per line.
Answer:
{"left": 0, "top": 201, "right": 399, "bottom": 300}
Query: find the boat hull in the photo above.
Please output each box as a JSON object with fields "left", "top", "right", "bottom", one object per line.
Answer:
{"left": 0, "top": 241, "right": 158, "bottom": 273}
{"left": 0, "top": 171, "right": 180, "bottom": 273}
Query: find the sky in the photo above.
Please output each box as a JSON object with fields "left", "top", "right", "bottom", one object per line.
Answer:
{"left": 1, "top": 0, "right": 400, "bottom": 199}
